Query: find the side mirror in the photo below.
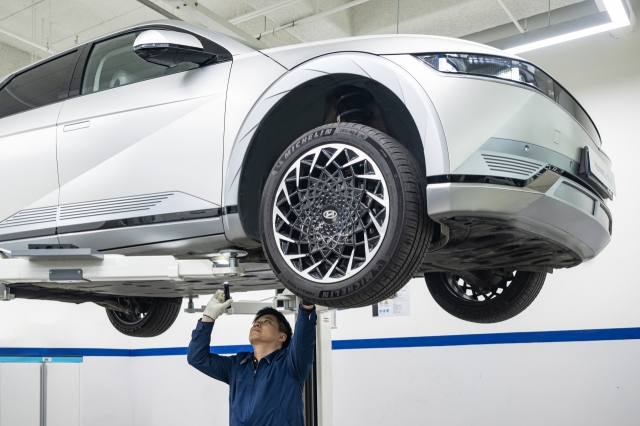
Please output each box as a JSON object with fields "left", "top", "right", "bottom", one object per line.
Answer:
{"left": 133, "top": 30, "right": 217, "bottom": 67}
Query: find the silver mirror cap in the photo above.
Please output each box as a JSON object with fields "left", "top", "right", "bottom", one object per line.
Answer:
{"left": 134, "top": 29, "right": 216, "bottom": 67}
{"left": 134, "top": 29, "right": 203, "bottom": 51}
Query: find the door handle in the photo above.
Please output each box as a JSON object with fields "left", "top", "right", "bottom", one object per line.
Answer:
{"left": 63, "top": 121, "right": 90, "bottom": 132}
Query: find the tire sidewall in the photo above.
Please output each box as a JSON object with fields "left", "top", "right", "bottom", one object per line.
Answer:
{"left": 260, "top": 124, "right": 409, "bottom": 305}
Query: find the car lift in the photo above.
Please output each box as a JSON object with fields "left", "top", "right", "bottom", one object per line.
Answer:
{"left": 0, "top": 245, "right": 333, "bottom": 426}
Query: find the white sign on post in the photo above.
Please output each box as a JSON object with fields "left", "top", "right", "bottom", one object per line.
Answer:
{"left": 372, "top": 286, "right": 410, "bottom": 317}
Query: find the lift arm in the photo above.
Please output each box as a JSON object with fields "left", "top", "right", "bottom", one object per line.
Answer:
{"left": 0, "top": 246, "right": 244, "bottom": 287}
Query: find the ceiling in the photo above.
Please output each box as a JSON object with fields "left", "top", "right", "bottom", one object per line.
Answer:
{"left": 0, "top": 0, "right": 630, "bottom": 75}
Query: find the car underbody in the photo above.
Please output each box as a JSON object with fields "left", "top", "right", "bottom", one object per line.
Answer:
{"left": 4, "top": 211, "right": 582, "bottom": 305}
{"left": 420, "top": 216, "right": 580, "bottom": 274}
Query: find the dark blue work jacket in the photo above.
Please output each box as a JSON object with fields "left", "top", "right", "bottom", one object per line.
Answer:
{"left": 187, "top": 306, "right": 317, "bottom": 426}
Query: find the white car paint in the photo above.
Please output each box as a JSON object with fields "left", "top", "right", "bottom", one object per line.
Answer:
{"left": 222, "top": 51, "right": 450, "bottom": 210}
{"left": 56, "top": 62, "right": 230, "bottom": 206}
{"left": 260, "top": 33, "right": 521, "bottom": 70}
{"left": 0, "top": 20, "right": 613, "bottom": 268}
{"left": 0, "top": 104, "right": 61, "bottom": 241}
{"left": 387, "top": 55, "right": 609, "bottom": 175}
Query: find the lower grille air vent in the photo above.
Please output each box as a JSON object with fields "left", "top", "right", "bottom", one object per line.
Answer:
{"left": 482, "top": 154, "right": 544, "bottom": 177}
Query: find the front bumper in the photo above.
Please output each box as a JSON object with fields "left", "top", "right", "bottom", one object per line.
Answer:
{"left": 427, "top": 172, "right": 611, "bottom": 261}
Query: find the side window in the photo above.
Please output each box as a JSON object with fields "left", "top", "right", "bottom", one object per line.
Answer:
{"left": 82, "top": 32, "right": 198, "bottom": 95}
{"left": 0, "top": 52, "right": 76, "bottom": 119}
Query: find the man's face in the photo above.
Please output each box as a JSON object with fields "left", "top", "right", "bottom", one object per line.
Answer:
{"left": 249, "top": 314, "right": 286, "bottom": 348}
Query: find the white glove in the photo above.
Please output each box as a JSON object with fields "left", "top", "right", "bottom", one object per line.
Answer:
{"left": 203, "top": 290, "right": 233, "bottom": 320}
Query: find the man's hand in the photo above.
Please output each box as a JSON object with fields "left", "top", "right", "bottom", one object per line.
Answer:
{"left": 301, "top": 300, "right": 315, "bottom": 311}
{"left": 202, "top": 290, "right": 233, "bottom": 322}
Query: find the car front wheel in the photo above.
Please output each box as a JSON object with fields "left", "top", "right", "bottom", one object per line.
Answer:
{"left": 260, "top": 123, "right": 433, "bottom": 308}
{"left": 424, "top": 270, "right": 546, "bottom": 323}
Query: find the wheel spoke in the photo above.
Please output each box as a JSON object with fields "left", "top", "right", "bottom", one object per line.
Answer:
{"left": 303, "top": 260, "right": 323, "bottom": 275}
{"left": 346, "top": 249, "right": 355, "bottom": 276}
{"left": 277, "top": 234, "right": 296, "bottom": 243}
{"left": 325, "top": 257, "right": 340, "bottom": 278}
{"left": 278, "top": 181, "right": 291, "bottom": 206}
{"left": 342, "top": 156, "right": 363, "bottom": 168}
{"left": 355, "top": 172, "right": 383, "bottom": 180}
{"left": 368, "top": 210, "right": 383, "bottom": 233}
{"left": 365, "top": 190, "right": 388, "bottom": 208}
{"left": 275, "top": 209, "right": 290, "bottom": 225}
{"left": 363, "top": 231, "right": 371, "bottom": 262}
{"left": 325, "top": 148, "right": 342, "bottom": 166}
{"left": 285, "top": 253, "right": 307, "bottom": 260}
{"left": 309, "top": 150, "right": 320, "bottom": 173}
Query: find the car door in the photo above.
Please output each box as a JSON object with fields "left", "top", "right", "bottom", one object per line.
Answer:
{"left": 0, "top": 51, "right": 79, "bottom": 244}
{"left": 55, "top": 29, "right": 231, "bottom": 248}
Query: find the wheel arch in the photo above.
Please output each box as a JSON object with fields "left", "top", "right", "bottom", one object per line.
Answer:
{"left": 224, "top": 52, "right": 449, "bottom": 244}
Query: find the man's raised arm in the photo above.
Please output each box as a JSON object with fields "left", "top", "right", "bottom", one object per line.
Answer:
{"left": 187, "top": 291, "right": 234, "bottom": 383}
{"left": 286, "top": 302, "right": 317, "bottom": 382}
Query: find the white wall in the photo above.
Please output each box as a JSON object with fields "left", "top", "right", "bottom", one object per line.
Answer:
{"left": 333, "top": 340, "right": 640, "bottom": 426}
{"left": 0, "top": 42, "right": 32, "bottom": 80}
{"left": 326, "top": 21, "right": 640, "bottom": 426}
{"left": 0, "top": 21, "right": 639, "bottom": 426}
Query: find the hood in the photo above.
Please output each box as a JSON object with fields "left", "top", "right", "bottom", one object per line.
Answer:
{"left": 260, "top": 34, "right": 519, "bottom": 70}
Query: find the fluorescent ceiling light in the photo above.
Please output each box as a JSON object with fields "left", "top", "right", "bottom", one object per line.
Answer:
{"left": 505, "top": 0, "right": 630, "bottom": 54}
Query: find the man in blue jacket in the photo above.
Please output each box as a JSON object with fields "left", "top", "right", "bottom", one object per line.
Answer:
{"left": 187, "top": 290, "right": 316, "bottom": 426}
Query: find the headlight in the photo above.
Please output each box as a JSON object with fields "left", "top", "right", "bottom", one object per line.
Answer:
{"left": 415, "top": 53, "right": 602, "bottom": 147}
{"left": 416, "top": 53, "right": 558, "bottom": 98}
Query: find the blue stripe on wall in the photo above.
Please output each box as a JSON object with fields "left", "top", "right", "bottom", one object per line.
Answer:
{"left": 1, "top": 328, "right": 638, "bottom": 357}
{"left": 0, "top": 356, "right": 83, "bottom": 363}
{"left": 0, "top": 347, "right": 131, "bottom": 357}
{"left": 131, "top": 345, "right": 253, "bottom": 357}
{"left": 0, "top": 345, "right": 254, "bottom": 358}
{"left": 331, "top": 327, "right": 640, "bottom": 350}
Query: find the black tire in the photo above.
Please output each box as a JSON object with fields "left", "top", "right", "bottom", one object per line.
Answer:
{"left": 106, "top": 297, "right": 182, "bottom": 337}
{"left": 424, "top": 270, "right": 546, "bottom": 323}
{"left": 261, "top": 123, "right": 433, "bottom": 308}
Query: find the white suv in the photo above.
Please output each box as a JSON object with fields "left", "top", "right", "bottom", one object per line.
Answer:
{"left": 0, "top": 21, "right": 614, "bottom": 336}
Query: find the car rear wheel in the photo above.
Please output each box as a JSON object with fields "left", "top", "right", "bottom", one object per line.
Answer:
{"left": 105, "top": 297, "right": 182, "bottom": 337}
{"left": 424, "top": 270, "right": 546, "bottom": 323}
{"left": 260, "top": 123, "right": 433, "bottom": 308}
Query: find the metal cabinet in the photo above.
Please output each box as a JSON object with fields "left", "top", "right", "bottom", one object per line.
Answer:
{"left": 0, "top": 358, "right": 81, "bottom": 426}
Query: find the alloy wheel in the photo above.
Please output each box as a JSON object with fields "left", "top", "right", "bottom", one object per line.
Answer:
{"left": 272, "top": 143, "right": 390, "bottom": 283}
{"left": 443, "top": 270, "right": 516, "bottom": 303}
{"left": 111, "top": 297, "right": 153, "bottom": 325}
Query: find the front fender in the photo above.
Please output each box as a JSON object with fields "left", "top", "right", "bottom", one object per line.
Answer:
{"left": 223, "top": 52, "right": 449, "bottom": 245}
